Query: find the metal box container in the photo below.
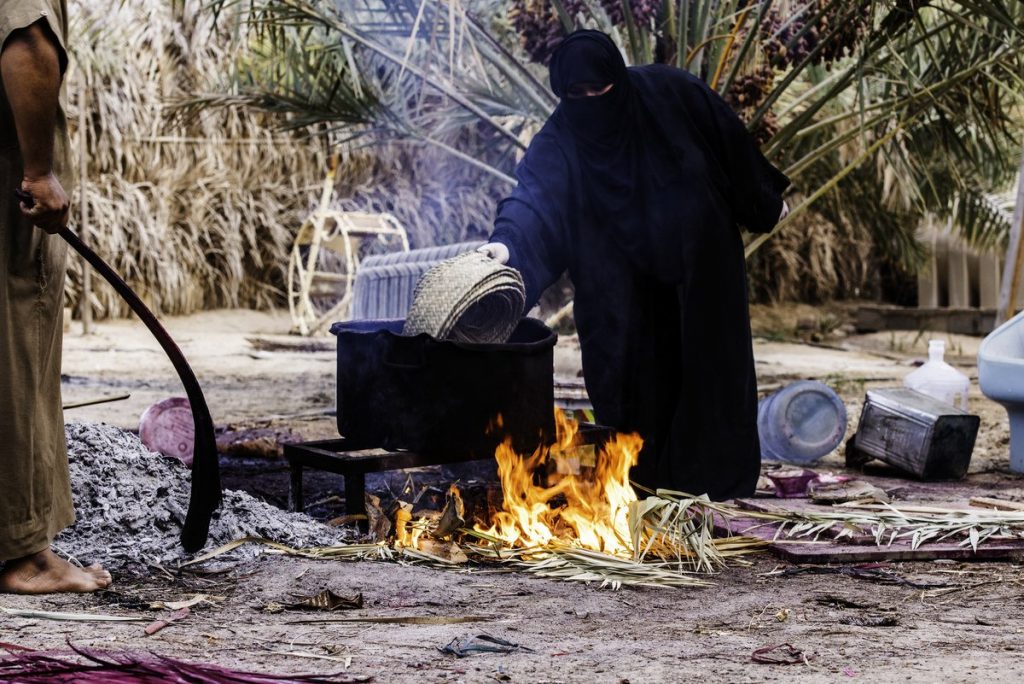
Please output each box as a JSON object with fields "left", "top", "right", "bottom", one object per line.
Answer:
{"left": 351, "top": 242, "right": 483, "bottom": 320}
{"left": 849, "top": 388, "right": 980, "bottom": 479}
{"left": 331, "top": 317, "right": 556, "bottom": 458}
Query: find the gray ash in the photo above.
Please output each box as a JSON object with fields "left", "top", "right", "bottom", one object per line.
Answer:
{"left": 55, "top": 423, "right": 347, "bottom": 568}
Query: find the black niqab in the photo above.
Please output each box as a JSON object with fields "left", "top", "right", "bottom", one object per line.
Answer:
{"left": 545, "top": 31, "right": 732, "bottom": 283}
{"left": 549, "top": 31, "right": 631, "bottom": 138}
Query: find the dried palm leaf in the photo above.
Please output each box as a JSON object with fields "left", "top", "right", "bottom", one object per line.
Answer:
{"left": 654, "top": 491, "right": 1024, "bottom": 553}
{"left": 512, "top": 545, "right": 715, "bottom": 590}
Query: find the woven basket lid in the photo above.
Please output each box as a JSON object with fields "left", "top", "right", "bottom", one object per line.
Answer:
{"left": 403, "top": 251, "right": 526, "bottom": 344}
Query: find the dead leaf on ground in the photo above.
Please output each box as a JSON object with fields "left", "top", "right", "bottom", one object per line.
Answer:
{"left": 284, "top": 589, "right": 364, "bottom": 612}
{"left": 839, "top": 614, "right": 899, "bottom": 627}
{"left": 149, "top": 594, "right": 223, "bottom": 611}
{"left": 366, "top": 494, "right": 391, "bottom": 542}
{"left": 809, "top": 479, "right": 889, "bottom": 504}
{"left": 418, "top": 539, "right": 469, "bottom": 564}
{"left": 144, "top": 607, "right": 190, "bottom": 636}
{"left": 433, "top": 485, "right": 466, "bottom": 539}
{"left": 328, "top": 514, "right": 366, "bottom": 527}
{"left": 751, "top": 643, "right": 808, "bottom": 665}
{"left": 812, "top": 594, "right": 874, "bottom": 610}
{"left": 440, "top": 633, "right": 534, "bottom": 658}
{"left": 0, "top": 607, "right": 146, "bottom": 623}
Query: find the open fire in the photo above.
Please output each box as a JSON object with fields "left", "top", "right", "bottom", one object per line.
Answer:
{"left": 476, "top": 410, "right": 643, "bottom": 555}
{"left": 389, "top": 410, "right": 644, "bottom": 556}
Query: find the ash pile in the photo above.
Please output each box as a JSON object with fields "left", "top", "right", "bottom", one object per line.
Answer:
{"left": 55, "top": 423, "right": 347, "bottom": 568}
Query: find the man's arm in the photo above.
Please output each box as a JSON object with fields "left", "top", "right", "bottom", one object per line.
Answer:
{"left": 0, "top": 18, "right": 68, "bottom": 233}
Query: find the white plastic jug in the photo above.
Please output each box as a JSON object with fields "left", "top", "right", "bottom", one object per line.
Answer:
{"left": 904, "top": 340, "right": 970, "bottom": 410}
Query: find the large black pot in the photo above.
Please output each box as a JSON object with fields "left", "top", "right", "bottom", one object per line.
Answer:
{"left": 330, "top": 318, "right": 557, "bottom": 458}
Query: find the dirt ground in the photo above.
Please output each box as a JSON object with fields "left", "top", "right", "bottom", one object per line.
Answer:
{"left": 6, "top": 304, "right": 1024, "bottom": 682}
{"left": 5, "top": 553, "right": 1024, "bottom": 683}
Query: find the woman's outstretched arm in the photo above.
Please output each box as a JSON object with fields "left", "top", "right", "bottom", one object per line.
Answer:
{"left": 488, "top": 128, "right": 574, "bottom": 309}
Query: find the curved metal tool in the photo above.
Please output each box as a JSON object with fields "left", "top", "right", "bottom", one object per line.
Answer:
{"left": 15, "top": 188, "right": 221, "bottom": 552}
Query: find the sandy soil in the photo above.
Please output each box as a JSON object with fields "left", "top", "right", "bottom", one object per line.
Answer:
{"left": 60, "top": 306, "right": 1011, "bottom": 475}
{"left": 4, "top": 305, "right": 1022, "bottom": 682}
{"left": 4, "top": 553, "right": 1024, "bottom": 683}
{"left": 60, "top": 309, "right": 338, "bottom": 434}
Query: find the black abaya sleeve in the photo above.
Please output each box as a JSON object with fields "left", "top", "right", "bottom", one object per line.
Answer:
{"left": 684, "top": 74, "right": 790, "bottom": 234}
{"left": 489, "top": 128, "right": 574, "bottom": 309}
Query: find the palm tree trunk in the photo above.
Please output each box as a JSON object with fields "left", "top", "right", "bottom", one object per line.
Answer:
{"left": 996, "top": 145, "right": 1024, "bottom": 324}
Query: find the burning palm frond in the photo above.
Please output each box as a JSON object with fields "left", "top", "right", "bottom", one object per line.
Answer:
{"left": 181, "top": 485, "right": 1024, "bottom": 590}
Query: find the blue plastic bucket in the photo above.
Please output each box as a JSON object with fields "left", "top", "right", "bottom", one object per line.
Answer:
{"left": 758, "top": 381, "right": 848, "bottom": 464}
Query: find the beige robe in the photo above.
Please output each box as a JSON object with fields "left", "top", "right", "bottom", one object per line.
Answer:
{"left": 0, "top": 0, "right": 74, "bottom": 560}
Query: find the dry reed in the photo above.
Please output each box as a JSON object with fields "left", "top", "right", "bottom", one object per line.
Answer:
{"left": 63, "top": 1, "right": 505, "bottom": 318}
{"left": 63, "top": 0, "right": 327, "bottom": 317}
{"left": 746, "top": 203, "right": 874, "bottom": 303}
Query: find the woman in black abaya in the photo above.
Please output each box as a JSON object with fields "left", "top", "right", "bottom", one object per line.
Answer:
{"left": 480, "top": 30, "right": 789, "bottom": 500}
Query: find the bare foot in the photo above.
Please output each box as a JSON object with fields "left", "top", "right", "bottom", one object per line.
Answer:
{"left": 0, "top": 548, "right": 112, "bottom": 594}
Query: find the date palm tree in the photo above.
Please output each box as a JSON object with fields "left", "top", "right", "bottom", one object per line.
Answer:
{"left": 189, "top": 0, "right": 1024, "bottom": 294}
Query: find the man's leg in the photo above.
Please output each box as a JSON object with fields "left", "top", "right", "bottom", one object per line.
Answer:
{"left": 0, "top": 211, "right": 112, "bottom": 594}
{"left": 0, "top": 16, "right": 111, "bottom": 595}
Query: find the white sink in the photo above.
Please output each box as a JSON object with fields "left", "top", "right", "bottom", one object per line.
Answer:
{"left": 979, "top": 309, "right": 1024, "bottom": 472}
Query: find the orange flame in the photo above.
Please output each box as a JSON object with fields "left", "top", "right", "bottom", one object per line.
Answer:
{"left": 477, "top": 409, "right": 643, "bottom": 555}
{"left": 393, "top": 502, "right": 430, "bottom": 549}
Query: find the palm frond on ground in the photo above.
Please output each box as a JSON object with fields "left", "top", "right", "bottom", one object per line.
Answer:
{"left": 190, "top": 491, "right": 1024, "bottom": 589}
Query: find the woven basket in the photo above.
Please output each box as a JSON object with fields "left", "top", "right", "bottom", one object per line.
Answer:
{"left": 403, "top": 251, "right": 526, "bottom": 344}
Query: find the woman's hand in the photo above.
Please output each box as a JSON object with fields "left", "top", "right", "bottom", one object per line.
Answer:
{"left": 476, "top": 242, "right": 510, "bottom": 264}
